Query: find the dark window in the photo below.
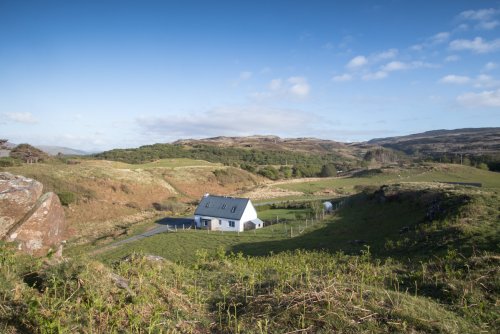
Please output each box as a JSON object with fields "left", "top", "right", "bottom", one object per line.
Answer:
{"left": 205, "top": 201, "right": 210, "bottom": 208}
{"left": 222, "top": 204, "right": 226, "bottom": 209}
{"left": 229, "top": 221, "right": 235, "bottom": 228}
{"left": 231, "top": 206, "right": 237, "bottom": 213}
{"left": 219, "top": 220, "right": 222, "bottom": 225}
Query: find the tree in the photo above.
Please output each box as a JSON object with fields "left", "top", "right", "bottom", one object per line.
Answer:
{"left": 320, "top": 164, "right": 337, "bottom": 177}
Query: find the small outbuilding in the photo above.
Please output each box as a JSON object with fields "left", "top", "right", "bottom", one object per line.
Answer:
{"left": 194, "top": 194, "right": 263, "bottom": 232}
{"left": 323, "top": 201, "right": 333, "bottom": 213}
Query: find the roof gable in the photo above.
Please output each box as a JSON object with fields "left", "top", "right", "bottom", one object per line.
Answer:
{"left": 194, "top": 195, "right": 250, "bottom": 220}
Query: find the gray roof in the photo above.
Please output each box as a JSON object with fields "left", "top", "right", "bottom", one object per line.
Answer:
{"left": 250, "top": 218, "right": 264, "bottom": 226}
{"left": 194, "top": 195, "right": 250, "bottom": 220}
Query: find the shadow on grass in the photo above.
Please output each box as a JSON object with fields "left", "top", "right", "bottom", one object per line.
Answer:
{"left": 230, "top": 188, "right": 478, "bottom": 261}
{"left": 154, "top": 217, "right": 194, "bottom": 226}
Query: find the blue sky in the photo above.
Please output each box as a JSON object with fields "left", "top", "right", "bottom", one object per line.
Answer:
{"left": 1, "top": 0, "right": 499, "bottom": 151}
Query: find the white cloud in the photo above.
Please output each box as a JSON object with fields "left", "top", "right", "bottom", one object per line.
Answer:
{"left": 3, "top": 112, "right": 38, "bottom": 124}
{"left": 458, "top": 8, "right": 500, "bottom": 30}
{"left": 382, "top": 61, "right": 409, "bottom": 72}
{"left": 430, "top": 32, "right": 450, "bottom": 44}
{"left": 459, "top": 8, "right": 499, "bottom": 21}
{"left": 439, "top": 74, "right": 499, "bottom": 87}
{"left": 362, "top": 71, "right": 388, "bottom": 81}
{"left": 477, "top": 20, "right": 499, "bottom": 30}
{"left": 457, "top": 88, "right": 500, "bottom": 107}
{"left": 411, "top": 31, "right": 450, "bottom": 51}
{"left": 483, "top": 61, "right": 498, "bottom": 71}
{"left": 445, "top": 55, "right": 460, "bottom": 62}
{"left": 137, "top": 107, "right": 318, "bottom": 138}
{"left": 251, "top": 77, "right": 310, "bottom": 100}
{"left": 381, "top": 60, "right": 438, "bottom": 72}
{"left": 332, "top": 73, "right": 353, "bottom": 82}
{"left": 346, "top": 55, "right": 368, "bottom": 69}
{"left": 372, "top": 48, "right": 398, "bottom": 61}
{"left": 268, "top": 79, "right": 282, "bottom": 91}
{"left": 288, "top": 77, "right": 310, "bottom": 97}
{"left": 449, "top": 37, "right": 500, "bottom": 53}
{"left": 474, "top": 74, "right": 500, "bottom": 88}
{"left": 439, "top": 75, "right": 471, "bottom": 84}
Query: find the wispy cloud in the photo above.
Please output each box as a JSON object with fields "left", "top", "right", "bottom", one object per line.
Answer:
{"left": 449, "top": 37, "right": 500, "bottom": 53}
{"left": 268, "top": 78, "right": 282, "bottom": 90}
{"left": 457, "top": 88, "right": 500, "bottom": 107}
{"left": 332, "top": 73, "right": 353, "bottom": 82}
{"left": 444, "top": 55, "right": 460, "bottom": 62}
{"left": 251, "top": 77, "right": 310, "bottom": 100}
{"left": 439, "top": 74, "right": 499, "bottom": 87}
{"left": 439, "top": 75, "right": 471, "bottom": 84}
{"left": 362, "top": 71, "right": 387, "bottom": 81}
{"left": 381, "top": 61, "right": 409, "bottom": 72}
{"left": 371, "top": 48, "right": 398, "bottom": 62}
{"left": 232, "top": 71, "right": 253, "bottom": 86}
{"left": 136, "top": 107, "right": 319, "bottom": 138}
{"left": 458, "top": 8, "right": 500, "bottom": 30}
{"left": 411, "top": 31, "right": 450, "bottom": 51}
{"left": 346, "top": 55, "right": 368, "bottom": 69}
{"left": 288, "top": 77, "right": 310, "bottom": 97}
{"left": 3, "top": 112, "right": 38, "bottom": 124}
{"left": 482, "top": 61, "right": 498, "bottom": 71}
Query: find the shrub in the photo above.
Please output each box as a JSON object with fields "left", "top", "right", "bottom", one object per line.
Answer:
{"left": 152, "top": 200, "right": 187, "bottom": 213}
{"left": 0, "top": 157, "right": 21, "bottom": 167}
{"left": 320, "top": 163, "right": 337, "bottom": 177}
{"left": 57, "top": 191, "right": 77, "bottom": 206}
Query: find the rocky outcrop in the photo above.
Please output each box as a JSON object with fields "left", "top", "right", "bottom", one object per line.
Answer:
{"left": 0, "top": 172, "right": 43, "bottom": 236}
{"left": 0, "top": 172, "right": 66, "bottom": 256}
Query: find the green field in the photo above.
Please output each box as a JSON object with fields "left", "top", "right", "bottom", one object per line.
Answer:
{"left": 275, "top": 164, "right": 500, "bottom": 195}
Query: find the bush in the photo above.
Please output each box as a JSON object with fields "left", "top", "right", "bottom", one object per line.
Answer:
{"left": 57, "top": 191, "right": 77, "bottom": 206}
{"left": 320, "top": 163, "right": 337, "bottom": 177}
{"left": 0, "top": 157, "right": 21, "bottom": 167}
{"left": 152, "top": 200, "right": 187, "bottom": 213}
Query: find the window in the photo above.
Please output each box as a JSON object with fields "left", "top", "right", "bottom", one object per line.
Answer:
{"left": 231, "top": 206, "right": 237, "bottom": 213}
{"left": 203, "top": 221, "right": 208, "bottom": 226}
{"left": 221, "top": 204, "right": 226, "bottom": 209}
{"left": 229, "top": 221, "right": 235, "bottom": 228}
{"left": 205, "top": 201, "right": 210, "bottom": 208}
{"left": 219, "top": 220, "right": 222, "bottom": 225}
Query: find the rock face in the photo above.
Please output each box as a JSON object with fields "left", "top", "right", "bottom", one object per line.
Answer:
{"left": 0, "top": 172, "right": 67, "bottom": 256}
{"left": 0, "top": 172, "right": 44, "bottom": 236}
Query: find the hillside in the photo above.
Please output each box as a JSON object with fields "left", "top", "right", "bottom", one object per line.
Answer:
{"left": 1, "top": 179, "right": 498, "bottom": 333}
{"left": 1, "top": 159, "right": 262, "bottom": 243}
{"left": 368, "top": 127, "right": 500, "bottom": 156}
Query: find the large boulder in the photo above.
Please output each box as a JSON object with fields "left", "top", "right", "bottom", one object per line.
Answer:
{"left": 0, "top": 172, "right": 67, "bottom": 256}
{"left": 0, "top": 172, "right": 43, "bottom": 236}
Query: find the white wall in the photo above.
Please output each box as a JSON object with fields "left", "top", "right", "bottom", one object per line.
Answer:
{"left": 194, "top": 200, "right": 258, "bottom": 232}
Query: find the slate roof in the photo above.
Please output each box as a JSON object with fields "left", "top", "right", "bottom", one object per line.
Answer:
{"left": 194, "top": 195, "right": 250, "bottom": 220}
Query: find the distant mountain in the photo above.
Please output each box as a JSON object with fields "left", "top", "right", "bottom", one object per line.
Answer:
{"left": 35, "top": 146, "right": 90, "bottom": 156}
{"left": 367, "top": 128, "right": 500, "bottom": 156}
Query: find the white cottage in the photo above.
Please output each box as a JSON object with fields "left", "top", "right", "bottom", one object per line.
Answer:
{"left": 194, "top": 195, "right": 264, "bottom": 232}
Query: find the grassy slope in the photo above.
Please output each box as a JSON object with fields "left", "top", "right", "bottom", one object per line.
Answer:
{"left": 1, "top": 181, "right": 498, "bottom": 333}
{"left": 1, "top": 158, "right": 261, "bottom": 242}
{"left": 1, "top": 162, "right": 499, "bottom": 333}
{"left": 275, "top": 163, "right": 500, "bottom": 195}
